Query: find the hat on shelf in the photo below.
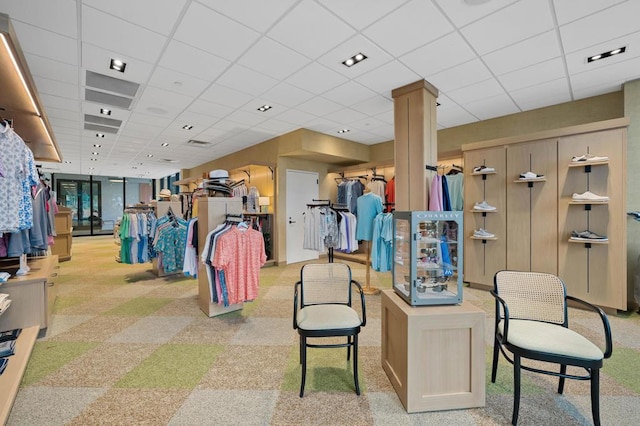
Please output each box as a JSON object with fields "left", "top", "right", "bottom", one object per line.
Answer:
{"left": 209, "top": 169, "right": 229, "bottom": 182}
{"left": 159, "top": 189, "right": 172, "bottom": 199}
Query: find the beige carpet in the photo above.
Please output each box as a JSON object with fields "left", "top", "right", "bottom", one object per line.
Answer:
{"left": 7, "top": 235, "right": 640, "bottom": 425}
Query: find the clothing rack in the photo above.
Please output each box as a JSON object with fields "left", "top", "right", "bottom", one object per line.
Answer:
{"left": 307, "top": 199, "right": 330, "bottom": 207}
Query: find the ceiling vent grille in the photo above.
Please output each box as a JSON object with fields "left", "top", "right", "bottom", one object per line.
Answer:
{"left": 84, "top": 114, "right": 122, "bottom": 128}
{"left": 84, "top": 123, "right": 119, "bottom": 134}
{"left": 86, "top": 71, "right": 139, "bottom": 97}
{"left": 85, "top": 89, "right": 133, "bottom": 109}
{"left": 186, "top": 139, "right": 214, "bottom": 148}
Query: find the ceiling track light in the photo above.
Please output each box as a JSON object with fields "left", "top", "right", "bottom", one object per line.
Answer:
{"left": 109, "top": 58, "right": 126, "bottom": 72}
{"left": 161, "top": 142, "right": 169, "bottom": 147}
{"left": 342, "top": 52, "right": 367, "bottom": 68}
{"left": 96, "top": 133, "right": 105, "bottom": 138}
{"left": 93, "top": 144, "right": 101, "bottom": 148}
{"left": 257, "top": 105, "right": 272, "bottom": 112}
{"left": 587, "top": 46, "right": 626, "bottom": 63}
{"left": 337, "top": 129, "right": 350, "bottom": 134}
{"left": 100, "top": 108, "right": 111, "bottom": 115}
{"left": 147, "top": 154, "right": 154, "bottom": 158}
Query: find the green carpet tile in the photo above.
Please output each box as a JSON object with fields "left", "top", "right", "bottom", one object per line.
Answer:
{"left": 603, "top": 347, "right": 640, "bottom": 394}
{"left": 22, "top": 341, "right": 100, "bottom": 386}
{"left": 102, "top": 297, "right": 174, "bottom": 316}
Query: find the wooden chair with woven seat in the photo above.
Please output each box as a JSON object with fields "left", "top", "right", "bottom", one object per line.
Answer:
{"left": 491, "top": 270, "right": 612, "bottom": 426}
{"left": 293, "top": 262, "right": 366, "bottom": 397}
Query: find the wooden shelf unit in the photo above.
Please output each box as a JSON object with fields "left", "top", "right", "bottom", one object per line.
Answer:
{"left": 52, "top": 206, "right": 72, "bottom": 261}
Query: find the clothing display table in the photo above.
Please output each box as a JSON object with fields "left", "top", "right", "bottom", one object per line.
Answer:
{"left": 381, "top": 289, "right": 485, "bottom": 413}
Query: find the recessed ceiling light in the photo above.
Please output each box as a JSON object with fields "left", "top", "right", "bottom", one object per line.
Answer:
{"left": 132, "top": 166, "right": 138, "bottom": 169}
{"left": 138, "top": 162, "right": 143, "bottom": 165}
{"left": 64, "top": 161, "right": 71, "bottom": 164}
{"left": 93, "top": 144, "right": 101, "bottom": 148}
{"left": 342, "top": 52, "right": 367, "bottom": 68}
{"left": 147, "top": 154, "right": 154, "bottom": 158}
{"left": 257, "top": 105, "right": 272, "bottom": 112}
{"left": 182, "top": 124, "right": 193, "bottom": 130}
{"left": 89, "top": 167, "right": 94, "bottom": 170}
{"left": 109, "top": 58, "right": 126, "bottom": 72}
{"left": 587, "top": 46, "right": 626, "bottom": 63}
{"left": 337, "top": 129, "right": 350, "bottom": 134}
{"left": 96, "top": 133, "right": 104, "bottom": 138}
{"left": 92, "top": 152, "right": 99, "bottom": 155}
{"left": 90, "top": 158, "right": 97, "bottom": 161}
{"left": 100, "top": 108, "right": 111, "bottom": 115}
{"left": 161, "top": 142, "right": 169, "bottom": 147}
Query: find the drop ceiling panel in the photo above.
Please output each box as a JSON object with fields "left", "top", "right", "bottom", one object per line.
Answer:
{"left": 363, "top": 0, "right": 453, "bottom": 57}
{"left": 352, "top": 95, "right": 393, "bottom": 117}
{"left": 447, "top": 78, "right": 507, "bottom": 105}
{"left": 356, "top": 60, "right": 420, "bottom": 95}
{"left": 433, "top": 0, "right": 519, "bottom": 28}
{"left": 570, "top": 55, "right": 640, "bottom": 93}
{"left": 147, "top": 67, "right": 211, "bottom": 97}
{"left": 399, "top": 32, "right": 476, "bottom": 78}
{"left": 222, "top": 110, "right": 268, "bottom": 127}
{"left": 274, "top": 108, "right": 317, "bottom": 125}
{"left": 460, "top": 0, "right": 554, "bottom": 55}
{"left": 174, "top": 110, "right": 220, "bottom": 128}
{"left": 560, "top": 1, "right": 640, "bottom": 53}
{"left": 137, "top": 86, "right": 193, "bottom": 111}
{"left": 50, "top": 117, "right": 82, "bottom": 131}
{"left": 199, "top": 84, "right": 254, "bottom": 108}
{"left": 498, "top": 58, "right": 566, "bottom": 92}
{"left": 216, "top": 65, "right": 279, "bottom": 98}
{"left": 317, "top": 35, "right": 394, "bottom": 78}
{"left": 23, "top": 53, "right": 78, "bottom": 85}
{"left": 85, "top": 89, "right": 133, "bottom": 109}
{"left": 268, "top": 1, "right": 356, "bottom": 59}
{"left": 198, "top": 0, "right": 297, "bottom": 33}
{"left": 128, "top": 112, "right": 171, "bottom": 128}
{"left": 187, "top": 99, "right": 234, "bottom": 119}
{"left": 296, "top": 96, "right": 344, "bottom": 117}
{"left": 323, "top": 108, "right": 368, "bottom": 125}
{"left": 0, "top": 0, "right": 78, "bottom": 38}
{"left": 254, "top": 118, "right": 298, "bottom": 134}
{"left": 173, "top": 2, "right": 259, "bottom": 60}
{"left": 43, "top": 106, "right": 81, "bottom": 122}
{"left": 428, "top": 59, "right": 493, "bottom": 93}
{"left": 237, "top": 37, "right": 310, "bottom": 80}
{"left": 11, "top": 21, "right": 78, "bottom": 65}
{"left": 483, "top": 30, "right": 561, "bottom": 77}
{"left": 286, "top": 62, "right": 349, "bottom": 95}
{"left": 565, "top": 31, "right": 640, "bottom": 75}
{"left": 82, "top": 0, "right": 188, "bottom": 35}
{"left": 436, "top": 104, "right": 479, "bottom": 128}
{"left": 261, "top": 83, "right": 315, "bottom": 108}
{"left": 320, "top": 0, "right": 407, "bottom": 30}
{"left": 32, "top": 76, "right": 79, "bottom": 100}
{"left": 322, "top": 81, "right": 378, "bottom": 108}
{"left": 465, "top": 93, "right": 520, "bottom": 120}
{"left": 573, "top": 80, "right": 625, "bottom": 100}
{"left": 81, "top": 44, "right": 155, "bottom": 84}
{"left": 40, "top": 94, "right": 82, "bottom": 112}
{"left": 158, "top": 40, "right": 231, "bottom": 82}
{"left": 510, "top": 78, "right": 572, "bottom": 111}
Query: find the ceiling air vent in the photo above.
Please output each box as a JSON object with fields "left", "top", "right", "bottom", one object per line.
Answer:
{"left": 86, "top": 70, "right": 140, "bottom": 97}
{"left": 186, "top": 139, "right": 214, "bottom": 148}
{"left": 159, "top": 158, "right": 178, "bottom": 163}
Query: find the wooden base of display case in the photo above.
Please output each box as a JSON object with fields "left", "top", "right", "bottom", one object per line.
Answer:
{"left": 381, "top": 290, "right": 485, "bottom": 413}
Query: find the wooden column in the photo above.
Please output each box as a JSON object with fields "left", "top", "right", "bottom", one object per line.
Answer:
{"left": 392, "top": 80, "right": 439, "bottom": 211}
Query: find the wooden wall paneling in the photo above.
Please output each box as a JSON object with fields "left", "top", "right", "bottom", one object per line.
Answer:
{"left": 463, "top": 146, "right": 507, "bottom": 287}
{"left": 558, "top": 128, "right": 626, "bottom": 309}
{"left": 506, "top": 139, "right": 558, "bottom": 274}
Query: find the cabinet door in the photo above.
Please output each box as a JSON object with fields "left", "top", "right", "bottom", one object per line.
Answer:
{"left": 557, "top": 128, "right": 626, "bottom": 309}
{"left": 506, "top": 139, "right": 558, "bottom": 274}
{"left": 463, "top": 147, "right": 506, "bottom": 287}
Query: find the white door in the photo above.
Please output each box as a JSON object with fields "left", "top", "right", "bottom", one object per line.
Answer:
{"left": 286, "top": 169, "right": 319, "bottom": 264}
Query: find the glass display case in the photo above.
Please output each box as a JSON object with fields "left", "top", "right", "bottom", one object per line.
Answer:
{"left": 393, "top": 211, "right": 463, "bottom": 306}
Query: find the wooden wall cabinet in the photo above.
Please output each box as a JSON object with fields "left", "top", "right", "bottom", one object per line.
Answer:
{"left": 381, "top": 290, "right": 485, "bottom": 413}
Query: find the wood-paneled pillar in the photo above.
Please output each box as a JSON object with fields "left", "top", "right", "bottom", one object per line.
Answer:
{"left": 392, "top": 80, "right": 439, "bottom": 211}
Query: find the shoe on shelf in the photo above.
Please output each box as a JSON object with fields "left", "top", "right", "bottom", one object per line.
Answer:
{"left": 572, "top": 191, "right": 609, "bottom": 202}
{"left": 571, "top": 153, "right": 609, "bottom": 163}
{"left": 570, "top": 230, "right": 608, "bottom": 241}
{"left": 628, "top": 211, "right": 640, "bottom": 221}
{"left": 473, "top": 228, "right": 495, "bottom": 238}
{"left": 473, "top": 201, "right": 496, "bottom": 211}
{"left": 473, "top": 165, "right": 495, "bottom": 173}
{"left": 519, "top": 171, "right": 544, "bottom": 180}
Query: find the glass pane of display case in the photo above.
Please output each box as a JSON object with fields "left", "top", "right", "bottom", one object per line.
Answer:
{"left": 393, "top": 211, "right": 463, "bottom": 306}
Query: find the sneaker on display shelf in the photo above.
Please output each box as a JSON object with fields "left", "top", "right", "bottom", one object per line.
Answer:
{"left": 473, "top": 228, "right": 495, "bottom": 238}
{"left": 571, "top": 153, "right": 609, "bottom": 163}
{"left": 473, "top": 165, "right": 495, "bottom": 173}
{"left": 570, "top": 230, "right": 608, "bottom": 241}
{"left": 519, "top": 171, "right": 544, "bottom": 180}
{"left": 572, "top": 191, "right": 609, "bottom": 202}
{"left": 473, "top": 201, "right": 497, "bottom": 211}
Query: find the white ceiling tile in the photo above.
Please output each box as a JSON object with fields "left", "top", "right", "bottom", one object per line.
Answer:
{"left": 286, "top": 62, "right": 349, "bottom": 95}
{"left": 436, "top": 104, "right": 478, "bottom": 128}
{"left": 400, "top": 32, "right": 476, "bottom": 77}
{"left": 483, "top": 30, "right": 561, "bottom": 76}
{"left": 216, "top": 64, "right": 278, "bottom": 97}
{"left": 127, "top": 112, "right": 169, "bottom": 128}
{"left": 81, "top": 44, "right": 155, "bottom": 84}
{"left": 460, "top": 0, "right": 554, "bottom": 55}
{"left": 510, "top": 78, "right": 572, "bottom": 111}
{"left": 304, "top": 119, "right": 342, "bottom": 134}
{"left": 498, "top": 58, "right": 567, "bottom": 92}
{"left": 237, "top": 37, "right": 310, "bottom": 80}
{"left": 464, "top": 93, "right": 520, "bottom": 120}
{"left": 428, "top": 59, "right": 492, "bottom": 93}
{"left": 40, "top": 93, "right": 81, "bottom": 112}
{"left": 352, "top": 95, "right": 394, "bottom": 117}
{"left": 322, "top": 81, "right": 378, "bottom": 108}
{"left": 350, "top": 116, "right": 389, "bottom": 132}
{"left": 565, "top": 30, "right": 640, "bottom": 76}
{"left": 434, "top": 0, "right": 519, "bottom": 27}
{"left": 173, "top": 2, "right": 259, "bottom": 60}
{"left": 317, "top": 34, "right": 394, "bottom": 78}
{"left": 296, "top": 97, "right": 344, "bottom": 117}
{"left": 323, "top": 108, "right": 368, "bottom": 127}
{"left": 119, "top": 122, "right": 163, "bottom": 139}
{"left": 268, "top": 1, "right": 356, "bottom": 59}
{"left": 137, "top": 86, "right": 194, "bottom": 110}
{"left": 552, "top": 0, "right": 628, "bottom": 25}
{"left": 82, "top": 0, "right": 188, "bottom": 35}
{"left": 11, "top": 21, "right": 78, "bottom": 65}
{"left": 357, "top": 61, "right": 421, "bottom": 95}
{"left": 216, "top": 110, "right": 267, "bottom": 128}
{"left": 24, "top": 53, "right": 79, "bottom": 85}
{"left": 560, "top": 1, "right": 640, "bottom": 53}
{"left": 374, "top": 108, "right": 394, "bottom": 125}
{"left": 254, "top": 118, "right": 299, "bottom": 134}
{"left": 363, "top": 0, "right": 453, "bottom": 57}
{"left": 44, "top": 106, "right": 81, "bottom": 122}
{"left": 0, "top": 0, "right": 78, "bottom": 38}
{"left": 198, "top": 0, "right": 298, "bottom": 33}
{"left": 199, "top": 84, "right": 253, "bottom": 108}
{"left": 173, "top": 111, "right": 219, "bottom": 128}
{"left": 573, "top": 80, "right": 625, "bottom": 100}
{"left": 158, "top": 40, "right": 231, "bottom": 82}
{"left": 275, "top": 108, "right": 317, "bottom": 125}
{"left": 320, "top": 0, "right": 408, "bottom": 30}
{"left": 50, "top": 117, "right": 82, "bottom": 130}
{"left": 447, "top": 78, "right": 506, "bottom": 105}
{"left": 148, "top": 67, "right": 211, "bottom": 97}
{"left": 187, "top": 99, "right": 234, "bottom": 119}
{"left": 570, "top": 55, "right": 640, "bottom": 94}
{"left": 33, "top": 76, "right": 79, "bottom": 100}
{"left": 261, "top": 83, "right": 315, "bottom": 108}
{"left": 82, "top": 6, "right": 167, "bottom": 64}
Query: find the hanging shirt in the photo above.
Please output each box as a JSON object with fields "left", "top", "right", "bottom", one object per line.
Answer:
{"left": 428, "top": 175, "right": 443, "bottom": 211}
{"left": 355, "top": 192, "right": 383, "bottom": 241}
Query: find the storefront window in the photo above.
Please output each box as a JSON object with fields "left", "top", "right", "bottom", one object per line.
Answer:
{"left": 125, "top": 177, "right": 153, "bottom": 207}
